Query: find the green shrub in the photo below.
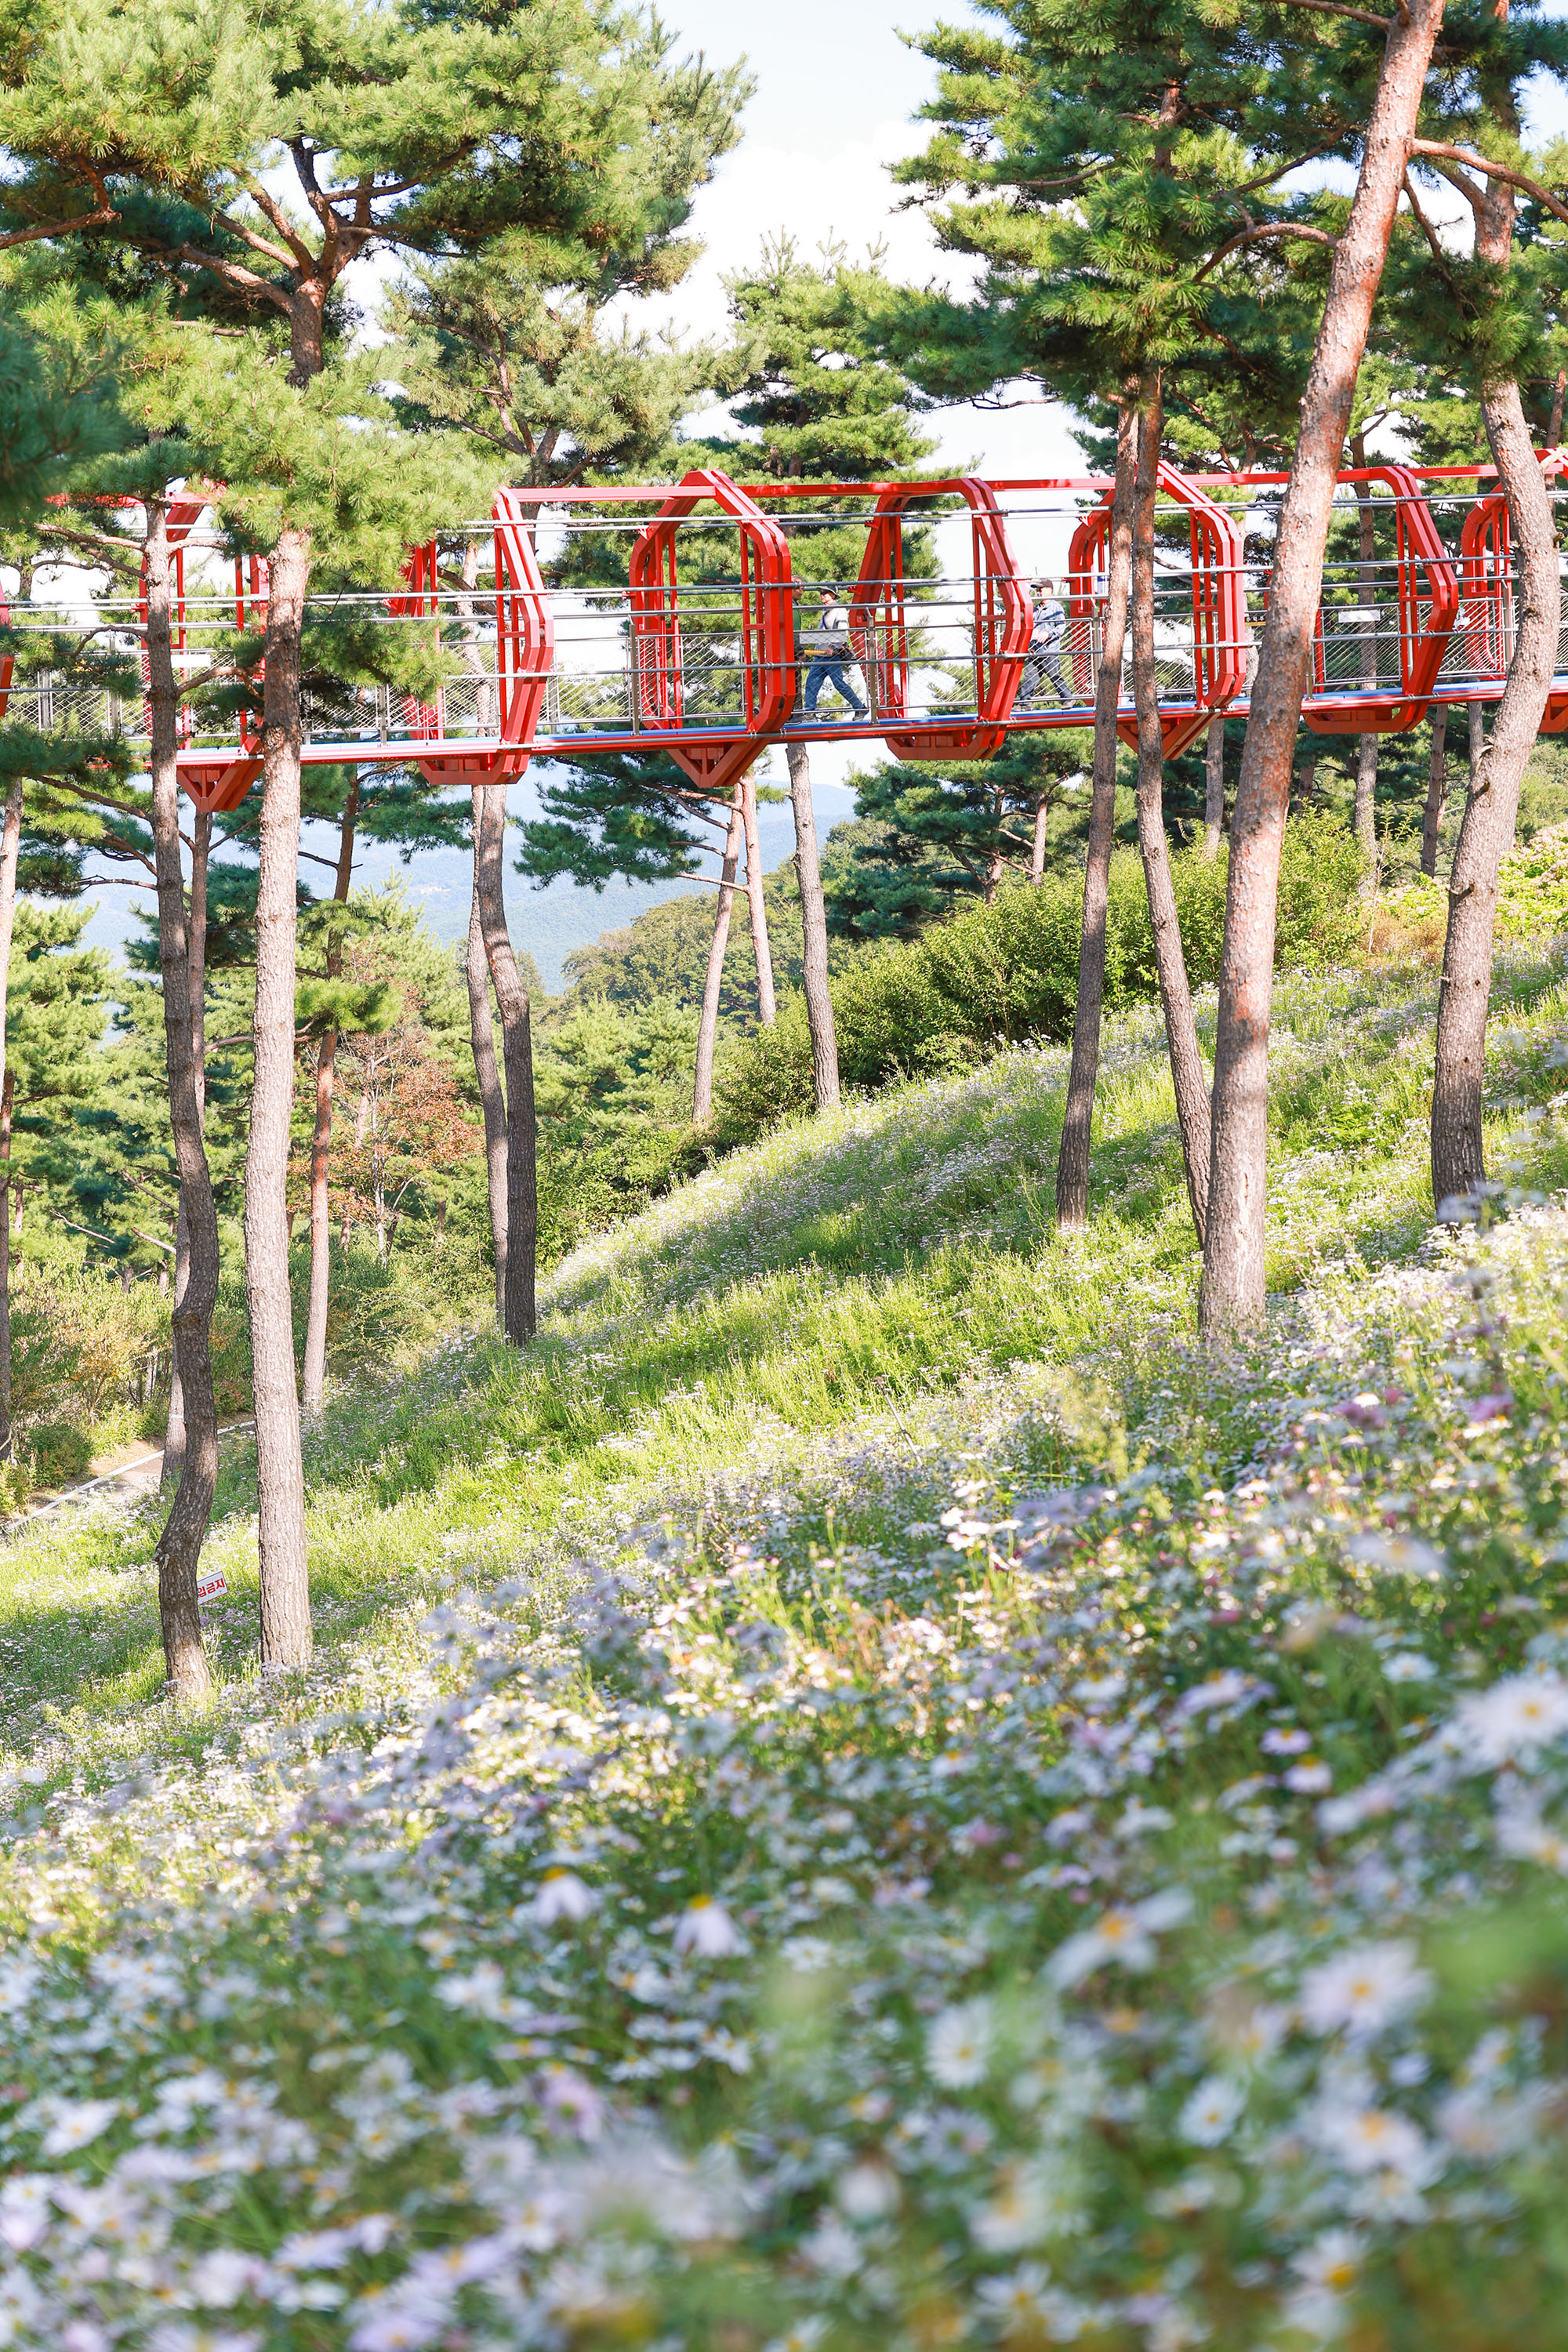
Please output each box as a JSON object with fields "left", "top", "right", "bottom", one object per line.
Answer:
{"left": 713, "top": 810, "right": 1363, "bottom": 1142}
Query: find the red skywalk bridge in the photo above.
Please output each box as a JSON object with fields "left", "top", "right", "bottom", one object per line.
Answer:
{"left": 3, "top": 459, "right": 1566, "bottom": 814}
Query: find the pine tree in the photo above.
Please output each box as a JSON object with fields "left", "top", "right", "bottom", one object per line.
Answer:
{"left": 4, "top": 0, "right": 742, "bottom": 1637}
{"left": 893, "top": 0, "right": 1345, "bottom": 1237}
{"left": 687, "top": 238, "right": 941, "bottom": 1109}
{"left": 1391, "top": 24, "right": 1568, "bottom": 1213}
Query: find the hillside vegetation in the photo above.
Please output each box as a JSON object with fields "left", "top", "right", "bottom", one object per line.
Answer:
{"left": 0, "top": 887, "right": 1566, "bottom": 2346}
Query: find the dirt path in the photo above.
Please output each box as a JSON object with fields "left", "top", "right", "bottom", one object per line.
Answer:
{"left": 20, "top": 1421, "right": 255, "bottom": 1523}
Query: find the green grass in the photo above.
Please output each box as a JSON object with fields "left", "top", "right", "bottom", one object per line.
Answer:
{"left": 5, "top": 936, "right": 1565, "bottom": 1763}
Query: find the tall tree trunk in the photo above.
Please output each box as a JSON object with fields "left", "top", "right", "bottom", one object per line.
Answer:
{"left": 245, "top": 526, "right": 313, "bottom": 1667}
{"left": 1549, "top": 365, "right": 1566, "bottom": 452}
{"left": 1469, "top": 696, "right": 1485, "bottom": 789}
{"left": 473, "top": 781, "right": 536, "bottom": 1341}
{"left": 1130, "top": 368, "right": 1211, "bottom": 1241}
{"left": 466, "top": 857, "right": 508, "bottom": 1329}
{"left": 786, "top": 740, "right": 840, "bottom": 1110}
{"left": 1421, "top": 704, "right": 1449, "bottom": 877}
{"left": 741, "top": 773, "right": 776, "bottom": 1025}
{"left": 301, "top": 780, "right": 359, "bottom": 1414}
{"left": 0, "top": 779, "right": 21, "bottom": 1463}
{"left": 1355, "top": 733, "right": 1379, "bottom": 871}
{"left": 1030, "top": 794, "right": 1050, "bottom": 884}
{"left": 163, "top": 808, "right": 212, "bottom": 1491}
{"left": 145, "top": 503, "right": 217, "bottom": 1703}
{"left": 1199, "top": 0, "right": 1444, "bottom": 1338}
{"left": 1203, "top": 714, "right": 1225, "bottom": 861}
{"left": 694, "top": 786, "right": 744, "bottom": 1123}
{"left": 1352, "top": 448, "right": 1379, "bottom": 881}
{"left": 1432, "top": 185, "right": 1559, "bottom": 1213}
{"left": 1055, "top": 382, "right": 1138, "bottom": 1231}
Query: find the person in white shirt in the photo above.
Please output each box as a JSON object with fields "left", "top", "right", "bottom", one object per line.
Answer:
{"left": 1022, "top": 578, "right": 1070, "bottom": 705}
{"left": 803, "top": 587, "right": 869, "bottom": 720}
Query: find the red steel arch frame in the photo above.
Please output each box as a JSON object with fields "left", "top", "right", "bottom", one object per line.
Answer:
{"left": 848, "top": 477, "right": 1032, "bottom": 760}
{"left": 1299, "top": 463, "right": 1459, "bottom": 736}
{"left": 1065, "top": 460, "right": 1247, "bottom": 761}
{"left": 627, "top": 469, "right": 795, "bottom": 796}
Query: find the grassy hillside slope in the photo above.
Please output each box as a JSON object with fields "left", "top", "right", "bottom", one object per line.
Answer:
{"left": 0, "top": 928, "right": 1567, "bottom": 2347}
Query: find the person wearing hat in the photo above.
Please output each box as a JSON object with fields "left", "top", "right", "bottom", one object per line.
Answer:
{"left": 802, "top": 586, "right": 869, "bottom": 720}
{"left": 1022, "top": 578, "right": 1069, "bottom": 705}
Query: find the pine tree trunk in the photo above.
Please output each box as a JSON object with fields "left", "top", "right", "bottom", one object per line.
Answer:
{"left": 1355, "top": 732, "right": 1379, "bottom": 876}
{"left": 1432, "top": 350, "right": 1559, "bottom": 1203}
{"left": 162, "top": 808, "right": 209, "bottom": 1491}
{"left": 1055, "top": 383, "right": 1138, "bottom": 1230}
{"left": 245, "top": 525, "right": 313, "bottom": 1667}
{"left": 1130, "top": 369, "right": 1211, "bottom": 1241}
{"left": 1421, "top": 704, "right": 1449, "bottom": 877}
{"left": 0, "top": 779, "right": 21, "bottom": 1463}
{"left": 695, "top": 787, "right": 743, "bottom": 1123}
{"left": 1199, "top": 0, "right": 1444, "bottom": 1339}
{"left": 302, "top": 782, "right": 359, "bottom": 1414}
{"left": 473, "top": 781, "right": 536, "bottom": 1341}
{"left": 1030, "top": 796, "right": 1050, "bottom": 884}
{"left": 1203, "top": 715, "right": 1225, "bottom": 861}
{"left": 1352, "top": 456, "right": 1379, "bottom": 883}
{"left": 145, "top": 504, "right": 216, "bottom": 1702}
{"left": 466, "top": 856, "right": 508, "bottom": 1329}
{"left": 741, "top": 772, "right": 776, "bottom": 1025}
{"left": 1469, "top": 697, "right": 1485, "bottom": 789}
{"left": 786, "top": 739, "right": 840, "bottom": 1109}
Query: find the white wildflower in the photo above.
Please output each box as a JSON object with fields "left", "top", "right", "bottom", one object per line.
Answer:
{"left": 1047, "top": 1888, "right": 1193, "bottom": 1989}
{"left": 0, "top": 2176, "right": 50, "bottom": 2252}
{"left": 1454, "top": 1674, "right": 1568, "bottom": 1766}
{"left": 0, "top": 1957, "right": 40, "bottom": 2016}
{"left": 837, "top": 2161, "right": 898, "bottom": 2221}
{"left": 1496, "top": 1807, "right": 1568, "bottom": 1870}
{"left": 927, "top": 1996, "right": 996, "bottom": 2087}
{"left": 40, "top": 2098, "right": 119, "bottom": 2156}
{"left": 1313, "top": 2102, "right": 1433, "bottom": 2183}
{"left": 673, "top": 1898, "right": 745, "bottom": 1958}
{"left": 1178, "top": 2076, "right": 1245, "bottom": 2146}
{"left": 532, "top": 1870, "right": 596, "bottom": 1927}
{"left": 1299, "top": 1942, "right": 1432, "bottom": 2040}
{"left": 348, "top": 2307, "right": 445, "bottom": 2352}
{"left": 435, "top": 1962, "right": 507, "bottom": 2018}
{"left": 971, "top": 2152, "right": 1083, "bottom": 2251}
{"left": 1383, "top": 1652, "right": 1436, "bottom": 1683}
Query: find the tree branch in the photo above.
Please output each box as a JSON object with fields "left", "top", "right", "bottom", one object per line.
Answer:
{"left": 1410, "top": 140, "right": 1568, "bottom": 229}
{"left": 1270, "top": 0, "right": 1403, "bottom": 29}
{"left": 1194, "top": 221, "right": 1338, "bottom": 281}
{"left": 176, "top": 243, "right": 293, "bottom": 314}
{"left": 0, "top": 201, "right": 118, "bottom": 250}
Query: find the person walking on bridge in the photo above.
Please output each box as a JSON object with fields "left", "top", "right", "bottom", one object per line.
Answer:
{"left": 803, "top": 586, "right": 869, "bottom": 720}
{"left": 1022, "top": 578, "right": 1070, "bottom": 706}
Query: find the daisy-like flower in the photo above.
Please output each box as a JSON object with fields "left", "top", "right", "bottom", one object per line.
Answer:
{"left": 1047, "top": 1887, "right": 1192, "bottom": 1989}
{"left": 1178, "top": 2075, "right": 1245, "bottom": 2147}
{"left": 1496, "top": 1807, "right": 1568, "bottom": 1871}
{"left": 532, "top": 1869, "right": 596, "bottom": 1926}
{"left": 1455, "top": 1675, "right": 1568, "bottom": 1767}
{"left": 1299, "top": 1942, "right": 1432, "bottom": 2041}
{"left": 39, "top": 2098, "right": 119, "bottom": 2157}
{"left": 347, "top": 2305, "right": 445, "bottom": 2352}
{"left": 673, "top": 1897, "right": 745, "bottom": 1958}
{"left": 927, "top": 1996, "right": 996, "bottom": 2088}
{"left": 1313, "top": 2102, "right": 1432, "bottom": 2182}
{"left": 434, "top": 1961, "right": 507, "bottom": 2019}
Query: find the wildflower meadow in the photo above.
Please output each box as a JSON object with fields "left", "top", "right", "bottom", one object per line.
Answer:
{"left": 0, "top": 911, "right": 1566, "bottom": 2350}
